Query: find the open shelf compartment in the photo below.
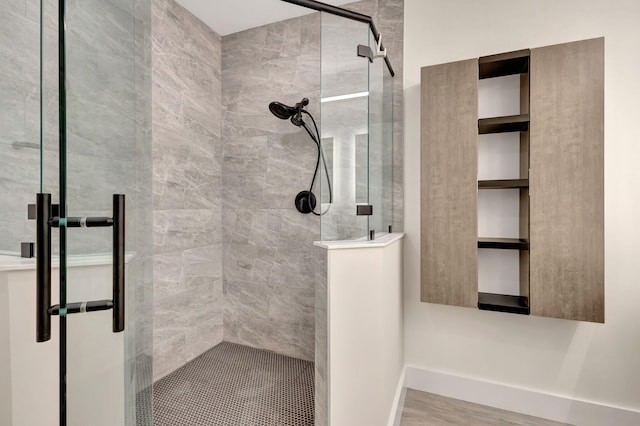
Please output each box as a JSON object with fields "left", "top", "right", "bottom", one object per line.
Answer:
{"left": 478, "top": 292, "right": 530, "bottom": 315}
{"left": 478, "top": 238, "right": 529, "bottom": 250}
{"left": 478, "top": 114, "right": 529, "bottom": 134}
{"left": 476, "top": 47, "right": 532, "bottom": 316}
{"left": 478, "top": 179, "right": 529, "bottom": 189}
{"left": 479, "top": 49, "right": 530, "bottom": 79}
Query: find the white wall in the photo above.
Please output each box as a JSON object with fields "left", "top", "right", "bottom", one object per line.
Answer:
{"left": 404, "top": 0, "right": 640, "bottom": 415}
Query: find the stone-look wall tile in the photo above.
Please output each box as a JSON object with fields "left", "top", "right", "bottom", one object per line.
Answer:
{"left": 153, "top": 332, "right": 188, "bottom": 382}
{"left": 267, "top": 287, "right": 315, "bottom": 327}
{"left": 223, "top": 244, "right": 276, "bottom": 284}
{"left": 266, "top": 210, "right": 320, "bottom": 249}
{"left": 224, "top": 316, "right": 315, "bottom": 362}
{"left": 0, "top": 7, "right": 40, "bottom": 85}
{"left": 221, "top": 173, "right": 267, "bottom": 210}
{"left": 222, "top": 209, "right": 272, "bottom": 246}
{"left": 153, "top": 208, "right": 221, "bottom": 254}
{"left": 268, "top": 247, "right": 317, "bottom": 289}
{"left": 314, "top": 246, "right": 328, "bottom": 426}
{"left": 221, "top": 13, "right": 321, "bottom": 361}
{"left": 0, "top": 3, "right": 41, "bottom": 253}
{"left": 2, "top": 0, "right": 156, "bottom": 255}
{"left": 184, "top": 314, "right": 224, "bottom": 361}
{"left": 222, "top": 135, "right": 268, "bottom": 174}
{"left": 152, "top": 0, "right": 223, "bottom": 381}
{"left": 153, "top": 250, "right": 184, "bottom": 300}
{"left": 224, "top": 280, "right": 271, "bottom": 322}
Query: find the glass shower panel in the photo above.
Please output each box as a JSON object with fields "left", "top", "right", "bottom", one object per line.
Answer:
{"left": 0, "top": 0, "right": 42, "bottom": 255}
{"left": 59, "top": 0, "right": 153, "bottom": 424}
{"left": 382, "top": 65, "right": 394, "bottom": 232}
{"left": 320, "top": 12, "right": 370, "bottom": 241}
{"left": 368, "top": 34, "right": 394, "bottom": 236}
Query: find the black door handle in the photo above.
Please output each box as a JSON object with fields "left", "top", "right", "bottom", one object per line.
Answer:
{"left": 36, "top": 193, "right": 52, "bottom": 342}
{"left": 112, "top": 194, "right": 125, "bottom": 332}
{"left": 34, "top": 194, "right": 125, "bottom": 342}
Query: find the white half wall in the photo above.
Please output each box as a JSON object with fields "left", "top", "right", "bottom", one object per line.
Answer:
{"left": 320, "top": 234, "right": 405, "bottom": 426}
{"left": 403, "top": 0, "right": 640, "bottom": 419}
{"left": 0, "top": 260, "right": 127, "bottom": 426}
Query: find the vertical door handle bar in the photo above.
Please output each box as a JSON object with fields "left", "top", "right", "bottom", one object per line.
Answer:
{"left": 36, "top": 193, "right": 52, "bottom": 342}
{"left": 112, "top": 194, "right": 125, "bottom": 332}
{"left": 34, "top": 193, "right": 125, "bottom": 340}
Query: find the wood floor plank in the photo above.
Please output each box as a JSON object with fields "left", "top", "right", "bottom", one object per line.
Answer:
{"left": 400, "top": 389, "right": 572, "bottom": 426}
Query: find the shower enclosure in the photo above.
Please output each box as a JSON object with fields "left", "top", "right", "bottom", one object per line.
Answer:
{"left": 1, "top": 0, "right": 396, "bottom": 424}
{"left": 316, "top": 3, "right": 394, "bottom": 242}
{"left": 0, "top": 0, "right": 153, "bottom": 425}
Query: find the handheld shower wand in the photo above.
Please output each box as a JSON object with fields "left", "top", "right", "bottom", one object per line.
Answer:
{"left": 268, "top": 98, "right": 332, "bottom": 215}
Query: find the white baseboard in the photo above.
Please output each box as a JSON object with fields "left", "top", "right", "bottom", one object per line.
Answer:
{"left": 404, "top": 366, "right": 640, "bottom": 426}
{"left": 388, "top": 366, "right": 407, "bottom": 426}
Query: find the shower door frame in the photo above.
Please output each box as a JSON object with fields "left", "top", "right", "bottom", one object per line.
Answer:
{"left": 281, "top": 0, "right": 396, "bottom": 77}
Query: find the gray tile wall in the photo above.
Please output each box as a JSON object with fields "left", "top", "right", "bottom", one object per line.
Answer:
{"left": 314, "top": 246, "right": 328, "bottom": 426}
{"left": 221, "top": 13, "right": 321, "bottom": 362}
{"left": 152, "top": 0, "right": 223, "bottom": 380}
{"left": 0, "top": 1, "right": 42, "bottom": 253}
{"left": 1, "top": 0, "right": 158, "bottom": 254}
{"left": 132, "top": 0, "right": 154, "bottom": 420}
{"left": 150, "top": 0, "right": 403, "bottom": 382}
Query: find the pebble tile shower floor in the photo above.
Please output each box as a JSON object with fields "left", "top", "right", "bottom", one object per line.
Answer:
{"left": 152, "top": 342, "right": 315, "bottom": 426}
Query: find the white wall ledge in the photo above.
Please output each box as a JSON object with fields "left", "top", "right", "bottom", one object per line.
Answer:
{"left": 0, "top": 253, "right": 136, "bottom": 272}
{"left": 314, "top": 232, "right": 405, "bottom": 250}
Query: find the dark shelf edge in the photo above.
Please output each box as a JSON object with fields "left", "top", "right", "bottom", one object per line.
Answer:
{"left": 478, "top": 238, "right": 529, "bottom": 250}
{"left": 478, "top": 292, "right": 530, "bottom": 315}
{"left": 479, "top": 114, "right": 530, "bottom": 134}
{"left": 479, "top": 49, "right": 530, "bottom": 79}
{"left": 478, "top": 179, "right": 529, "bottom": 189}
{"left": 479, "top": 49, "right": 531, "bottom": 64}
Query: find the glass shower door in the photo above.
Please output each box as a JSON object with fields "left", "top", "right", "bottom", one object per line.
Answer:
{"left": 319, "top": 11, "right": 394, "bottom": 241}
{"left": 320, "top": 12, "right": 370, "bottom": 241}
{"left": 40, "top": 0, "right": 153, "bottom": 424}
{"left": 367, "top": 30, "right": 394, "bottom": 237}
{"left": 0, "top": 0, "right": 151, "bottom": 423}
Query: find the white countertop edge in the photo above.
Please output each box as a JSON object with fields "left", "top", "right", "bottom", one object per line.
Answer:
{"left": 314, "top": 232, "right": 405, "bottom": 250}
{"left": 0, "top": 252, "right": 137, "bottom": 272}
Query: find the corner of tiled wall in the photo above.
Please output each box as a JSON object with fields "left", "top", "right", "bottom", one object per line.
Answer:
{"left": 220, "top": 12, "right": 321, "bottom": 362}
{"left": 151, "top": 0, "right": 224, "bottom": 381}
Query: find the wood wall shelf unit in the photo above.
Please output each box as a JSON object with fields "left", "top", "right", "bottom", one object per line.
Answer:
{"left": 420, "top": 38, "right": 604, "bottom": 323}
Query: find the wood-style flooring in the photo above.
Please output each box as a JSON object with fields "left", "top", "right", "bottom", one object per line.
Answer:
{"left": 400, "top": 389, "right": 572, "bottom": 426}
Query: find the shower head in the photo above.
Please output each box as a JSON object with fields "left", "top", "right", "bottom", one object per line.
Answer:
{"left": 269, "top": 101, "right": 297, "bottom": 120}
{"left": 269, "top": 98, "right": 309, "bottom": 126}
